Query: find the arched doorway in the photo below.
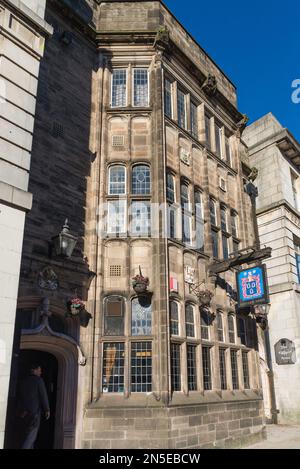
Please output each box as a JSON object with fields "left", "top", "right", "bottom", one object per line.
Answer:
{"left": 16, "top": 350, "right": 58, "bottom": 449}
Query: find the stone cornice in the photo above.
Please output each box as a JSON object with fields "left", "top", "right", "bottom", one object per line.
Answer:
{"left": 2, "top": 0, "right": 53, "bottom": 35}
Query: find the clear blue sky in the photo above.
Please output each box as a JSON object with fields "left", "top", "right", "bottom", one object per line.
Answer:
{"left": 164, "top": 0, "right": 300, "bottom": 140}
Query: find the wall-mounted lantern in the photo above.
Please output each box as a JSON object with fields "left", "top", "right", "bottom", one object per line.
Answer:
{"left": 51, "top": 219, "right": 78, "bottom": 259}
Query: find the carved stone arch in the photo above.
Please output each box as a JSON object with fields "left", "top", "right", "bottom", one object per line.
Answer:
{"left": 20, "top": 333, "right": 79, "bottom": 449}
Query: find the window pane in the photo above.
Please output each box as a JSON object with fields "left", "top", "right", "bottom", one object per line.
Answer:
{"left": 177, "top": 89, "right": 186, "bottom": 129}
{"left": 190, "top": 102, "right": 198, "bottom": 139}
{"left": 201, "top": 310, "right": 210, "bottom": 340}
{"left": 242, "top": 352, "right": 250, "bottom": 389}
{"left": 222, "top": 235, "right": 229, "bottom": 260}
{"left": 228, "top": 315, "right": 235, "bottom": 344}
{"left": 132, "top": 165, "right": 151, "bottom": 194}
{"left": 217, "top": 312, "right": 224, "bottom": 342}
{"left": 209, "top": 199, "right": 216, "bottom": 225}
{"left": 219, "top": 348, "right": 227, "bottom": 390}
{"left": 112, "top": 70, "right": 127, "bottom": 107}
{"left": 109, "top": 166, "right": 126, "bottom": 195}
{"left": 134, "top": 69, "right": 149, "bottom": 107}
{"left": 130, "top": 201, "right": 151, "bottom": 236}
{"left": 205, "top": 115, "right": 211, "bottom": 149}
{"left": 215, "top": 124, "right": 222, "bottom": 157}
{"left": 171, "top": 343, "right": 181, "bottom": 391}
{"left": 167, "top": 173, "right": 175, "bottom": 203}
{"left": 211, "top": 230, "right": 219, "bottom": 258}
{"left": 168, "top": 206, "right": 177, "bottom": 239}
{"left": 187, "top": 345, "right": 197, "bottom": 391}
{"left": 131, "top": 297, "right": 152, "bottom": 336}
{"left": 196, "top": 218, "right": 204, "bottom": 252}
{"left": 107, "top": 200, "right": 126, "bottom": 234}
{"left": 181, "top": 184, "right": 189, "bottom": 210}
{"left": 182, "top": 213, "right": 192, "bottom": 246}
{"left": 104, "top": 297, "right": 125, "bottom": 336}
{"left": 131, "top": 342, "right": 152, "bottom": 392}
{"left": 102, "top": 343, "right": 125, "bottom": 393}
{"left": 238, "top": 318, "right": 247, "bottom": 346}
{"left": 230, "top": 349, "right": 239, "bottom": 390}
{"left": 185, "top": 304, "right": 195, "bottom": 337}
{"left": 165, "top": 79, "right": 172, "bottom": 118}
{"left": 170, "top": 302, "right": 179, "bottom": 335}
{"left": 221, "top": 208, "right": 227, "bottom": 231}
{"left": 202, "top": 346, "right": 212, "bottom": 390}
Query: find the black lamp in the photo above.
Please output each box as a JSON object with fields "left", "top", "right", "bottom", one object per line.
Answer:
{"left": 51, "top": 219, "right": 78, "bottom": 258}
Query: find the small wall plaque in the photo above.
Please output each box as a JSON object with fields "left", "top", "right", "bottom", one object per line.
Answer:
{"left": 274, "top": 339, "right": 296, "bottom": 365}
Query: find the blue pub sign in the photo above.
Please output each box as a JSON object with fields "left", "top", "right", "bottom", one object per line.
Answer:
{"left": 236, "top": 265, "right": 269, "bottom": 308}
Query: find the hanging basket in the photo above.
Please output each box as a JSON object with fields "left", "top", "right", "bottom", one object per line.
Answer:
{"left": 67, "top": 298, "right": 85, "bottom": 316}
{"left": 198, "top": 290, "right": 213, "bottom": 306}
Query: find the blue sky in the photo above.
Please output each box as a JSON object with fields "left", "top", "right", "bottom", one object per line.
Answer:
{"left": 164, "top": 0, "right": 300, "bottom": 140}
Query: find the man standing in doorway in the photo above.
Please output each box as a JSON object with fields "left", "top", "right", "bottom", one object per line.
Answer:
{"left": 18, "top": 363, "right": 50, "bottom": 449}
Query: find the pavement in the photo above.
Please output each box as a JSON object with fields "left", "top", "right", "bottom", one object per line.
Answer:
{"left": 245, "top": 425, "right": 300, "bottom": 449}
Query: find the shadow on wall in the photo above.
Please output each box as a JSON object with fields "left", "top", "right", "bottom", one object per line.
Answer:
{"left": 54, "top": 0, "right": 95, "bottom": 26}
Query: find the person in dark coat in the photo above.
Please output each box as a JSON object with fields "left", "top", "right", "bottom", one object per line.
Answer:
{"left": 18, "top": 363, "right": 50, "bottom": 449}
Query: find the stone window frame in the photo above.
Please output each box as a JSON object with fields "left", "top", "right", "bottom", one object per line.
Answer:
{"left": 111, "top": 68, "right": 128, "bottom": 108}
{"left": 132, "top": 68, "right": 150, "bottom": 107}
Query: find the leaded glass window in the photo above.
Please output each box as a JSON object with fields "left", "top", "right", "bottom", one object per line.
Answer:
{"left": 107, "top": 200, "right": 126, "bottom": 235}
{"left": 238, "top": 317, "right": 247, "bottom": 346}
{"left": 111, "top": 69, "right": 127, "bottom": 107}
{"left": 185, "top": 304, "right": 195, "bottom": 338}
{"left": 222, "top": 234, "right": 229, "bottom": 260}
{"left": 242, "top": 351, "right": 250, "bottom": 389}
{"left": 131, "top": 297, "right": 152, "bottom": 336}
{"left": 201, "top": 310, "right": 210, "bottom": 340}
{"left": 190, "top": 101, "right": 198, "bottom": 139}
{"left": 102, "top": 343, "right": 125, "bottom": 393}
{"left": 133, "top": 69, "right": 149, "bottom": 107}
{"left": 171, "top": 343, "right": 181, "bottom": 391}
{"left": 211, "top": 229, "right": 219, "bottom": 258}
{"left": 131, "top": 342, "right": 152, "bottom": 392}
{"left": 217, "top": 312, "right": 224, "bottom": 342}
{"left": 228, "top": 315, "right": 236, "bottom": 344}
{"left": 132, "top": 165, "right": 151, "bottom": 195}
{"left": 170, "top": 301, "right": 179, "bottom": 335}
{"left": 202, "top": 346, "right": 212, "bottom": 390}
{"left": 219, "top": 348, "right": 227, "bottom": 390}
{"left": 230, "top": 349, "right": 239, "bottom": 389}
{"left": 167, "top": 173, "right": 175, "bottom": 203}
{"left": 187, "top": 345, "right": 197, "bottom": 391}
{"left": 104, "top": 296, "right": 125, "bottom": 336}
{"left": 177, "top": 88, "right": 186, "bottom": 129}
{"left": 165, "top": 78, "right": 173, "bottom": 118}
{"left": 209, "top": 198, "right": 216, "bottom": 226}
{"left": 130, "top": 201, "right": 151, "bottom": 237}
{"left": 108, "top": 165, "right": 126, "bottom": 195}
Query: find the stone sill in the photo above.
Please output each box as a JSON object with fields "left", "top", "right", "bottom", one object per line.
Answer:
{"left": 0, "top": 180, "right": 32, "bottom": 211}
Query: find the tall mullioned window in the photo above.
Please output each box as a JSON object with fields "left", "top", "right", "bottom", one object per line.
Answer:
{"left": 231, "top": 211, "right": 238, "bottom": 238}
{"left": 238, "top": 317, "right": 247, "bottom": 346}
{"left": 201, "top": 310, "right": 210, "bottom": 340}
{"left": 209, "top": 198, "right": 217, "bottom": 226}
{"left": 215, "top": 124, "right": 222, "bottom": 158}
{"left": 102, "top": 343, "right": 125, "bottom": 393}
{"left": 225, "top": 134, "right": 232, "bottom": 165}
{"left": 171, "top": 343, "right": 181, "bottom": 391}
{"left": 187, "top": 345, "right": 197, "bottom": 391}
{"left": 165, "top": 78, "right": 173, "bottom": 118}
{"left": 133, "top": 69, "right": 149, "bottom": 107}
{"left": 107, "top": 200, "right": 126, "bottom": 235}
{"left": 228, "top": 315, "right": 236, "bottom": 344}
{"left": 230, "top": 349, "right": 239, "bottom": 390}
{"left": 217, "top": 312, "right": 224, "bottom": 342}
{"left": 190, "top": 101, "right": 198, "bottom": 139}
{"left": 111, "top": 69, "right": 127, "bottom": 107}
{"left": 211, "top": 229, "right": 219, "bottom": 259}
{"left": 167, "top": 173, "right": 176, "bottom": 204}
{"left": 202, "top": 346, "right": 212, "bottom": 390}
{"left": 219, "top": 348, "right": 227, "bottom": 390}
{"left": 131, "top": 342, "right": 152, "bottom": 392}
{"left": 195, "top": 191, "right": 204, "bottom": 252}
{"left": 132, "top": 165, "right": 151, "bottom": 195}
{"left": 205, "top": 114, "right": 211, "bottom": 149}
{"left": 242, "top": 352, "right": 250, "bottom": 389}
{"left": 177, "top": 88, "right": 186, "bottom": 129}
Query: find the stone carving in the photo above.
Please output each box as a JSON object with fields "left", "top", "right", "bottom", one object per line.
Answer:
{"left": 201, "top": 74, "right": 217, "bottom": 96}
{"left": 38, "top": 266, "right": 59, "bottom": 291}
{"left": 248, "top": 166, "right": 259, "bottom": 182}
{"left": 153, "top": 25, "right": 170, "bottom": 50}
{"left": 235, "top": 114, "right": 249, "bottom": 138}
{"left": 180, "top": 147, "right": 191, "bottom": 166}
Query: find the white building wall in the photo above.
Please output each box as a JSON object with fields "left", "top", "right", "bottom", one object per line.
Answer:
{"left": 0, "top": 0, "right": 52, "bottom": 447}
{"left": 245, "top": 113, "right": 300, "bottom": 424}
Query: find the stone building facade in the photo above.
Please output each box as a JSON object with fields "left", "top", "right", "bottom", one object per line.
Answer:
{"left": 0, "top": 0, "right": 52, "bottom": 448}
{"left": 244, "top": 113, "right": 300, "bottom": 424}
{"left": 4, "top": 0, "right": 265, "bottom": 449}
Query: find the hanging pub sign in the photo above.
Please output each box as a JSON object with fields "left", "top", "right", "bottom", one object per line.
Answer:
{"left": 236, "top": 264, "right": 269, "bottom": 308}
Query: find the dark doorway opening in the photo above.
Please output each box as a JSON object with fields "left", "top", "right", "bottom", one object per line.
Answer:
{"left": 7, "top": 350, "right": 58, "bottom": 449}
